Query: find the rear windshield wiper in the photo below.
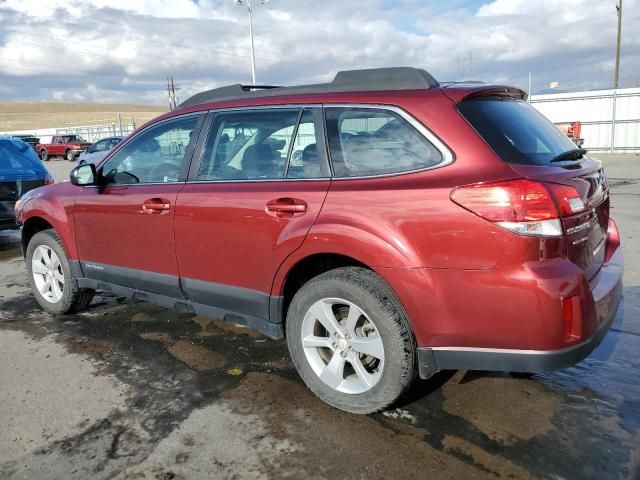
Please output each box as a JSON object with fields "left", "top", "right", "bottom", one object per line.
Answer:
{"left": 549, "top": 148, "right": 588, "bottom": 163}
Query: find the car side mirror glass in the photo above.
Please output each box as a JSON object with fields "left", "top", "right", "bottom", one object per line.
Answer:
{"left": 70, "top": 163, "right": 97, "bottom": 186}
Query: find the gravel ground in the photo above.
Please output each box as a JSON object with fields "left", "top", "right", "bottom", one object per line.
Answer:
{"left": 0, "top": 153, "right": 638, "bottom": 479}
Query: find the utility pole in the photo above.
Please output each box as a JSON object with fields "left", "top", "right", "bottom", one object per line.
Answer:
{"left": 166, "top": 76, "right": 180, "bottom": 110}
{"left": 614, "top": 0, "right": 622, "bottom": 89}
{"left": 234, "top": 0, "right": 268, "bottom": 85}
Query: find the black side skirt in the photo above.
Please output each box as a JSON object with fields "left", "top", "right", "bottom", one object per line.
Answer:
{"left": 76, "top": 277, "right": 284, "bottom": 339}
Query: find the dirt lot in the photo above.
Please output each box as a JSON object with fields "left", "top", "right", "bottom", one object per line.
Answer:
{"left": 1, "top": 154, "right": 639, "bottom": 479}
{"left": 0, "top": 102, "right": 166, "bottom": 131}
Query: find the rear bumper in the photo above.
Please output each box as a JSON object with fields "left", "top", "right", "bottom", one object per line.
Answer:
{"left": 417, "top": 246, "right": 623, "bottom": 379}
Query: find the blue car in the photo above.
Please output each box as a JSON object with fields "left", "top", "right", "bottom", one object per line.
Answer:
{"left": 0, "top": 137, "right": 53, "bottom": 231}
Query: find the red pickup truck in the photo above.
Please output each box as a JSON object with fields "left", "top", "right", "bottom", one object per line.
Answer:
{"left": 36, "top": 135, "right": 92, "bottom": 162}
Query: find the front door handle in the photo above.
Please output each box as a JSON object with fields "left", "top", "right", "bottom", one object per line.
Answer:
{"left": 142, "top": 198, "right": 171, "bottom": 214}
{"left": 266, "top": 198, "right": 307, "bottom": 217}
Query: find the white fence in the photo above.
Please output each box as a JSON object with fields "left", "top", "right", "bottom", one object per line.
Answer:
{"left": 531, "top": 87, "right": 640, "bottom": 152}
{"left": 1, "top": 118, "right": 136, "bottom": 144}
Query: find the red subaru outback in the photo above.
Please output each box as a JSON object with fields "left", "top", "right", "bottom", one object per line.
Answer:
{"left": 16, "top": 68, "right": 623, "bottom": 413}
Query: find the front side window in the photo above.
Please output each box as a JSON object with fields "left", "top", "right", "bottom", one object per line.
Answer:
{"left": 325, "top": 107, "right": 443, "bottom": 177}
{"left": 92, "top": 140, "right": 108, "bottom": 152}
{"left": 101, "top": 116, "right": 199, "bottom": 184}
{"left": 197, "top": 108, "right": 320, "bottom": 181}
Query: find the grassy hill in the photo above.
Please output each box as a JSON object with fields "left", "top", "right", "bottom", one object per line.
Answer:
{"left": 0, "top": 102, "right": 167, "bottom": 132}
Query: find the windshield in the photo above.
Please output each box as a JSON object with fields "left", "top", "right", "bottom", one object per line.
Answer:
{"left": 62, "top": 135, "right": 86, "bottom": 143}
{"left": 459, "top": 98, "right": 577, "bottom": 165}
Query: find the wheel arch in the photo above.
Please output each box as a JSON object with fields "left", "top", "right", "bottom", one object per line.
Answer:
{"left": 20, "top": 208, "right": 79, "bottom": 262}
{"left": 21, "top": 217, "right": 54, "bottom": 256}
{"left": 277, "top": 253, "right": 368, "bottom": 324}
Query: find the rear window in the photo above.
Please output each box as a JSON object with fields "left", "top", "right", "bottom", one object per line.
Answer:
{"left": 325, "top": 107, "right": 443, "bottom": 177}
{"left": 0, "top": 139, "right": 42, "bottom": 169}
{"left": 458, "top": 98, "right": 577, "bottom": 165}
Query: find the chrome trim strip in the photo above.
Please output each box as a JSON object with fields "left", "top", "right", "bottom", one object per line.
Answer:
{"left": 322, "top": 103, "right": 454, "bottom": 178}
{"left": 196, "top": 102, "right": 454, "bottom": 182}
{"left": 430, "top": 338, "right": 594, "bottom": 356}
{"left": 96, "top": 103, "right": 454, "bottom": 186}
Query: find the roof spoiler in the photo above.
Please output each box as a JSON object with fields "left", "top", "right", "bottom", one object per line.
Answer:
{"left": 178, "top": 67, "right": 439, "bottom": 109}
{"left": 455, "top": 85, "right": 528, "bottom": 103}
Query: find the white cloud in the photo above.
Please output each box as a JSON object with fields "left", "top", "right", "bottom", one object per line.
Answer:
{"left": 0, "top": 0, "right": 638, "bottom": 103}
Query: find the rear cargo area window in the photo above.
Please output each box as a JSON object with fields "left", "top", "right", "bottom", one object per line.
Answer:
{"left": 325, "top": 107, "right": 443, "bottom": 177}
{"left": 458, "top": 98, "right": 578, "bottom": 166}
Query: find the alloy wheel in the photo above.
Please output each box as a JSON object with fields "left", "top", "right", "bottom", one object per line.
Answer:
{"left": 301, "top": 297, "right": 384, "bottom": 394}
{"left": 31, "top": 245, "right": 64, "bottom": 303}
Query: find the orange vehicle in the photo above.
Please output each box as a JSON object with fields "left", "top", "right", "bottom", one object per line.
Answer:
{"left": 555, "top": 122, "right": 584, "bottom": 147}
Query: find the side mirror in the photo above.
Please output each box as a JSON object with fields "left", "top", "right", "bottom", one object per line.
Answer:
{"left": 70, "top": 163, "right": 98, "bottom": 186}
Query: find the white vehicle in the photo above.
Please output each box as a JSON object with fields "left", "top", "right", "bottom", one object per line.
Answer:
{"left": 78, "top": 137, "right": 123, "bottom": 165}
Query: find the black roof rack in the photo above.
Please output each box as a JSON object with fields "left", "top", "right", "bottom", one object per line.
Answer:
{"left": 178, "top": 67, "right": 439, "bottom": 109}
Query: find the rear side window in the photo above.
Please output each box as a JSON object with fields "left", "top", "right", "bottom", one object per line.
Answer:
{"left": 325, "top": 107, "right": 443, "bottom": 178}
{"left": 458, "top": 98, "right": 577, "bottom": 165}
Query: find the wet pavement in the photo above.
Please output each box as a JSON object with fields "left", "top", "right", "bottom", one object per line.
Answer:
{"left": 0, "top": 154, "right": 639, "bottom": 479}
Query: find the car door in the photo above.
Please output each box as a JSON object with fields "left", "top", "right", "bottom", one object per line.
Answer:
{"left": 51, "top": 136, "right": 64, "bottom": 157}
{"left": 74, "top": 113, "right": 204, "bottom": 297}
{"left": 173, "top": 107, "right": 331, "bottom": 325}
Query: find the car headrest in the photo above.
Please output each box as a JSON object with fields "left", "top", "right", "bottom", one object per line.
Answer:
{"left": 302, "top": 143, "right": 318, "bottom": 160}
{"left": 242, "top": 144, "right": 274, "bottom": 174}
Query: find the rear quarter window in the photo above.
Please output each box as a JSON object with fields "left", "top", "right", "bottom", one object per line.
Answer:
{"left": 325, "top": 107, "right": 444, "bottom": 177}
{"left": 458, "top": 98, "right": 578, "bottom": 166}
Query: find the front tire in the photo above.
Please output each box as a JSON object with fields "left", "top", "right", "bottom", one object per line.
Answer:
{"left": 26, "top": 230, "right": 94, "bottom": 314}
{"left": 286, "top": 267, "right": 416, "bottom": 414}
{"left": 66, "top": 150, "right": 75, "bottom": 162}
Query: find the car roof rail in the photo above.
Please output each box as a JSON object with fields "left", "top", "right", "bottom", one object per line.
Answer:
{"left": 178, "top": 67, "right": 439, "bottom": 109}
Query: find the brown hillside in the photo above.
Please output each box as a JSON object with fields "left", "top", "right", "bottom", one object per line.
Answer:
{"left": 0, "top": 102, "right": 167, "bottom": 131}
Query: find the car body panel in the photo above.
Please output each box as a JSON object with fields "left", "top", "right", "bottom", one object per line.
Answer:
{"left": 73, "top": 184, "right": 185, "bottom": 296}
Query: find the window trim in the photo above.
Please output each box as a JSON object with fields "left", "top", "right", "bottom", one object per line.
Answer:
{"left": 186, "top": 105, "right": 331, "bottom": 184}
{"left": 96, "top": 112, "right": 206, "bottom": 186}
{"left": 323, "top": 104, "right": 454, "bottom": 180}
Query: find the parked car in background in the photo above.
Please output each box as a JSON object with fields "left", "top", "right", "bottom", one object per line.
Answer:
{"left": 555, "top": 121, "right": 584, "bottom": 147}
{"left": 0, "top": 137, "right": 53, "bottom": 230}
{"left": 36, "top": 134, "right": 92, "bottom": 162}
{"left": 9, "top": 134, "right": 40, "bottom": 150}
{"left": 78, "top": 137, "right": 124, "bottom": 165}
{"left": 15, "top": 67, "right": 623, "bottom": 414}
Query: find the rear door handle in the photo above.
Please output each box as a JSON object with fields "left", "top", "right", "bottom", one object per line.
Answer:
{"left": 266, "top": 198, "right": 307, "bottom": 217}
{"left": 142, "top": 198, "right": 171, "bottom": 214}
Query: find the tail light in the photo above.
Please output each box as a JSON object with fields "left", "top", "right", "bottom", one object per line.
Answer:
{"left": 44, "top": 177, "right": 54, "bottom": 185}
{"left": 450, "top": 179, "right": 584, "bottom": 237}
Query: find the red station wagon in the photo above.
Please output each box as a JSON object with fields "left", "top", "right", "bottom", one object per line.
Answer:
{"left": 16, "top": 68, "right": 623, "bottom": 413}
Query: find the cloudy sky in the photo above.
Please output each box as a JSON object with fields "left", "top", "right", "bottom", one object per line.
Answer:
{"left": 0, "top": 0, "right": 638, "bottom": 104}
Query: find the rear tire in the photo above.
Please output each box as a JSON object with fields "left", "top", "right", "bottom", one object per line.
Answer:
{"left": 286, "top": 267, "right": 416, "bottom": 414}
{"left": 40, "top": 149, "right": 49, "bottom": 161}
{"left": 26, "top": 230, "right": 94, "bottom": 315}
